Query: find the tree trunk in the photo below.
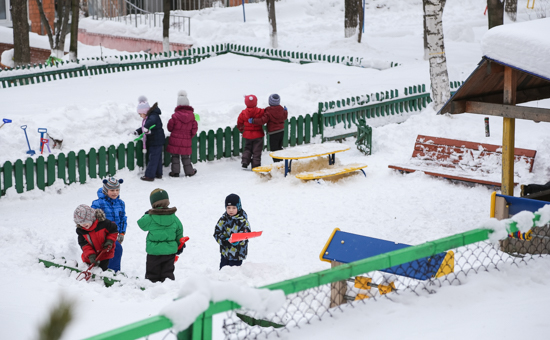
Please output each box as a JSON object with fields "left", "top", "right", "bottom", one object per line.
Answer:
{"left": 505, "top": 0, "right": 517, "bottom": 22}
{"left": 424, "top": 0, "right": 450, "bottom": 111}
{"left": 266, "top": 0, "right": 278, "bottom": 48}
{"left": 36, "top": 0, "right": 71, "bottom": 58}
{"left": 487, "top": 0, "right": 504, "bottom": 29}
{"left": 163, "top": 0, "right": 171, "bottom": 53}
{"left": 357, "top": 0, "right": 364, "bottom": 43}
{"left": 69, "top": 0, "right": 80, "bottom": 61}
{"left": 423, "top": 0, "right": 429, "bottom": 60}
{"left": 344, "top": 0, "right": 361, "bottom": 38}
{"left": 11, "top": 0, "right": 31, "bottom": 67}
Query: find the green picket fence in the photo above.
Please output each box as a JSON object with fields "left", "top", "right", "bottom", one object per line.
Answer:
{"left": 82, "top": 212, "right": 546, "bottom": 340}
{"left": 0, "top": 43, "right": 400, "bottom": 89}
{"left": 0, "top": 114, "right": 321, "bottom": 197}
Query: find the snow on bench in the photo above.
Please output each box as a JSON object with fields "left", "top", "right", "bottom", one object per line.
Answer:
{"left": 295, "top": 163, "right": 367, "bottom": 181}
{"left": 388, "top": 135, "right": 536, "bottom": 187}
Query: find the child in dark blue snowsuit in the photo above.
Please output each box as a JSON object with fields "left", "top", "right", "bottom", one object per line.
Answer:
{"left": 135, "top": 95, "right": 166, "bottom": 181}
{"left": 91, "top": 177, "right": 127, "bottom": 272}
{"left": 213, "top": 194, "right": 251, "bottom": 270}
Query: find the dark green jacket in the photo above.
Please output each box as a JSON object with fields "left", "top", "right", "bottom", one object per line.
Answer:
{"left": 138, "top": 207, "right": 184, "bottom": 255}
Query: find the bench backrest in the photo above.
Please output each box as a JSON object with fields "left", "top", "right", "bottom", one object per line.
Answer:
{"left": 413, "top": 135, "right": 536, "bottom": 172}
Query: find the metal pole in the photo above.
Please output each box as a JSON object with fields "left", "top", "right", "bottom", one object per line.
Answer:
{"left": 242, "top": 0, "right": 246, "bottom": 22}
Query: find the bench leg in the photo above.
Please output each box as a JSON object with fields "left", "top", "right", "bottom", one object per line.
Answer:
{"left": 328, "top": 153, "right": 335, "bottom": 165}
{"left": 360, "top": 169, "right": 366, "bottom": 177}
{"left": 284, "top": 159, "right": 293, "bottom": 177}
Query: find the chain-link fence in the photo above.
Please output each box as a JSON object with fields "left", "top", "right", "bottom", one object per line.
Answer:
{"left": 221, "top": 226, "right": 550, "bottom": 339}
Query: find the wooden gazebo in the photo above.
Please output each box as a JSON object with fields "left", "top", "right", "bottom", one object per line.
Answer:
{"left": 438, "top": 56, "right": 550, "bottom": 196}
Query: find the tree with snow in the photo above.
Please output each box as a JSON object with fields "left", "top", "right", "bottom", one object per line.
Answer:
{"left": 505, "top": 0, "right": 518, "bottom": 21}
{"left": 266, "top": 0, "right": 278, "bottom": 48}
{"left": 423, "top": 0, "right": 450, "bottom": 111}
{"left": 487, "top": 0, "right": 504, "bottom": 29}
{"left": 163, "top": 0, "right": 171, "bottom": 53}
{"left": 344, "top": 0, "right": 364, "bottom": 43}
{"left": 35, "top": 0, "right": 72, "bottom": 59}
{"left": 69, "top": 0, "right": 80, "bottom": 61}
{"left": 11, "top": 0, "right": 31, "bottom": 67}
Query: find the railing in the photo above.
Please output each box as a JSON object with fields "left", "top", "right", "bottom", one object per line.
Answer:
{"left": 87, "top": 0, "right": 191, "bottom": 33}
{"left": 0, "top": 43, "right": 400, "bottom": 89}
{"left": 82, "top": 211, "right": 550, "bottom": 340}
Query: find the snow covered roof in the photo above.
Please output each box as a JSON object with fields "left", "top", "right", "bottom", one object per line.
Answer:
{"left": 439, "top": 18, "right": 550, "bottom": 119}
{"left": 482, "top": 18, "right": 550, "bottom": 81}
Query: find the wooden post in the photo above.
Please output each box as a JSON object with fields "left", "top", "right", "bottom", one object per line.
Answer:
{"left": 501, "top": 66, "right": 516, "bottom": 196}
{"left": 330, "top": 261, "right": 346, "bottom": 308}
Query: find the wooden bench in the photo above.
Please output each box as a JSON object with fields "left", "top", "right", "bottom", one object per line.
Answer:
{"left": 388, "top": 135, "right": 537, "bottom": 187}
{"left": 295, "top": 163, "right": 367, "bottom": 181}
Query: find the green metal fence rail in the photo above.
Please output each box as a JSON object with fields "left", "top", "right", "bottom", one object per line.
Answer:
{"left": 83, "top": 212, "right": 543, "bottom": 340}
{"left": 0, "top": 43, "right": 401, "bottom": 89}
{"left": 319, "top": 81, "right": 465, "bottom": 141}
{"left": 0, "top": 113, "right": 322, "bottom": 197}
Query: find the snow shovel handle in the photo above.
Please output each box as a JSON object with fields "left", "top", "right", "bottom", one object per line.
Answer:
{"left": 76, "top": 249, "right": 107, "bottom": 281}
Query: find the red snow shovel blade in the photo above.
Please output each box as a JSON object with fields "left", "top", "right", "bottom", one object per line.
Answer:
{"left": 229, "top": 231, "right": 263, "bottom": 243}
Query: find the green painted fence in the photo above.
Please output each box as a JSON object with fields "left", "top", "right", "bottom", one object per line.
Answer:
{"left": 83, "top": 212, "right": 541, "bottom": 340}
{"left": 0, "top": 43, "right": 400, "bottom": 89}
{"left": 0, "top": 114, "right": 321, "bottom": 197}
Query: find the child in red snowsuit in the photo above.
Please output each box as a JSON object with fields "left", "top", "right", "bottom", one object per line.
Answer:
{"left": 249, "top": 94, "right": 287, "bottom": 161}
{"left": 74, "top": 204, "right": 118, "bottom": 271}
{"left": 237, "top": 95, "right": 265, "bottom": 169}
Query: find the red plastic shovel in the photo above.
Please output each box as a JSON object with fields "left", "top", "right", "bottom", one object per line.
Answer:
{"left": 76, "top": 249, "right": 107, "bottom": 282}
{"left": 229, "top": 231, "right": 263, "bottom": 243}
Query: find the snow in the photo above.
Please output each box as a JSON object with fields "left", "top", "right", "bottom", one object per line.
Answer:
{"left": 482, "top": 18, "right": 550, "bottom": 80}
{"left": 162, "top": 275, "right": 285, "bottom": 332}
{"left": 1, "top": 1, "right": 550, "bottom": 339}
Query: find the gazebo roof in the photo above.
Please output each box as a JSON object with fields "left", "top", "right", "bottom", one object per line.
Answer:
{"left": 439, "top": 18, "right": 550, "bottom": 122}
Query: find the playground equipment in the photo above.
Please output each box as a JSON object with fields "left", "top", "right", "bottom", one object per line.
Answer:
{"left": 0, "top": 118, "right": 12, "bottom": 129}
{"left": 20, "top": 125, "right": 35, "bottom": 156}
{"left": 490, "top": 192, "right": 550, "bottom": 255}
{"left": 527, "top": 0, "right": 535, "bottom": 9}
{"left": 320, "top": 228, "right": 454, "bottom": 306}
{"left": 38, "top": 128, "right": 51, "bottom": 154}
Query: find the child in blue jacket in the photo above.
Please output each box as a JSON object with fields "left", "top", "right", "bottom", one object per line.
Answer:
{"left": 91, "top": 177, "right": 127, "bottom": 272}
{"left": 213, "top": 194, "right": 251, "bottom": 270}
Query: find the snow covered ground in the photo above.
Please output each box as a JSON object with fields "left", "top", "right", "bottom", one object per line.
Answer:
{"left": 1, "top": 0, "right": 550, "bottom": 339}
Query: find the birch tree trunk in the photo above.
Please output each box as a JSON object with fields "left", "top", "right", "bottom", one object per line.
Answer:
{"left": 266, "top": 0, "right": 278, "bottom": 48}
{"left": 424, "top": 0, "right": 450, "bottom": 111}
{"left": 487, "top": 0, "right": 504, "bottom": 29}
{"left": 35, "top": 0, "right": 71, "bottom": 58}
{"left": 163, "top": 0, "right": 171, "bottom": 53}
{"left": 11, "top": 0, "right": 31, "bottom": 67}
{"left": 69, "top": 0, "right": 80, "bottom": 61}
{"left": 344, "top": 0, "right": 362, "bottom": 39}
{"left": 422, "top": 0, "right": 429, "bottom": 60}
{"left": 505, "top": 0, "right": 517, "bottom": 22}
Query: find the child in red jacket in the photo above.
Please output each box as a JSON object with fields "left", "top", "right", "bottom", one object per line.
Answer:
{"left": 237, "top": 95, "right": 265, "bottom": 169}
{"left": 167, "top": 90, "right": 198, "bottom": 177}
{"left": 249, "top": 94, "right": 287, "bottom": 161}
{"left": 74, "top": 204, "right": 118, "bottom": 271}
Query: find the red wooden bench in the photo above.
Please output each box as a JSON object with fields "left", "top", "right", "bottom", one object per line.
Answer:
{"left": 388, "top": 135, "right": 537, "bottom": 187}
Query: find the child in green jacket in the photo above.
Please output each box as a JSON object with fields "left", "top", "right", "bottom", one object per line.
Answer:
{"left": 138, "top": 188, "right": 184, "bottom": 283}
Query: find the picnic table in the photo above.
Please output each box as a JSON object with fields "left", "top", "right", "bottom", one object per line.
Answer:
{"left": 270, "top": 143, "right": 350, "bottom": 177}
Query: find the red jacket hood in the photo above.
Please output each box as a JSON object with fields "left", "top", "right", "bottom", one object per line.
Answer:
{"left": 173, "top": 105, "right": 195, "bottom": 124}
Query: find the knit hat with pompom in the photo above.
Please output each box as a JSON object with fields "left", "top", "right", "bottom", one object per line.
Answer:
{"left": 177, "top": 90, "right": 190, "bottom": 106}
{"left": 137, "top": 95, "right": 150, "bottom": 114}
{"left": 244, "top": 95, "right": 257, "bottom": 108}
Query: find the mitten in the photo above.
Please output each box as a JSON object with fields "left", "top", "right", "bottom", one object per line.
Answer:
{"left": 143, "top": 127, "right": 149, "bottom": 133}
{"left": 117, "top": 233, "right": 125, "bottom": 243}
{"left": 284, "top": 106, "right": 287, "bottom": 111}
{"left": 176, "top": 243, "right": 185, "bottom": 255}
{"left": 248, "top": 118, "right": 254, "bottom": 124}
{"left": 88, "top": 254, "right": 97, "bottom": 265}
{"left": 103, "top": 239, "right": 114, "bottom": 251}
